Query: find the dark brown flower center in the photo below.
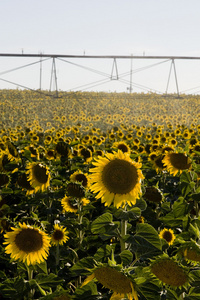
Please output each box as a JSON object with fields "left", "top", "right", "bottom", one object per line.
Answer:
{"left": 102, "top": 159, "right": 138, "bottom": 194}
{"left": 15, "top": 228, "right": 43, "bottom": 253}
{"left": 75, "top": 174, "right": 88, "bottom": 187}
{"left": 53, "top": 229, "right": 64, "bottom": 241}
{"left": 169, "top": 153, "right": 191, "bottom": 170}
{"left": 33, "top": 164, "right": 49, "bottom": 184}
{"left": 117, "top": 144, "right": 129, "bottom": 153}
{"left": 162, "top": 230, "right": 173, "bottom": 242}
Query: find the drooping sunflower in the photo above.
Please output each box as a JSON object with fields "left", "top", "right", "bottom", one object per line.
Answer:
{"left": 6, "top": 141, "right": 20, "bottom": 162}
{"left": 3, "top": 222, "right": 51, "bottom": 266}
{"left": 162, "top": 152, "right": 192, "bottom": 176}
{"left": 178, "top": 241, "right": 200, "bottom": 264}
{"left": 89, "top": 150, "right": 144, "bottom": 208}
{"left": 82, "top": 265, "right": 138, "bottom": 300}
{"left": 17, "top": 172, "right": 35, "bottom": 195}
{"left": 26, "top": 162, "right": 50, "bottom": 192}
{"left": 159, "top": 228, "right": 176, "bottom": 246}
{"left": 150, "top": 256, "right": 188, "bottom": 287}
{"left": 0, "top": 173, "right": 10, "bottom": 187}
{"left": 51, "top": 224, "right": 69, "bottom": 246}
{"left": 143, "top": 186, "right": 163, "bottom": 204}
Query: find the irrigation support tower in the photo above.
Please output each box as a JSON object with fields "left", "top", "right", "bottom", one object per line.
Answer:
{"left": 1, "top": 53, "right": 200, "bottom": 97}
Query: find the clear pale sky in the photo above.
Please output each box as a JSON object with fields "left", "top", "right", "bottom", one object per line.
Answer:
{"left": 1, "top": 0, "right": 200, "bottom": 94}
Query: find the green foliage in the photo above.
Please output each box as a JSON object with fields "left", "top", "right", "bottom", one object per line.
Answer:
{"left": 1, "top": 90, "right": 200, "bottom": 299}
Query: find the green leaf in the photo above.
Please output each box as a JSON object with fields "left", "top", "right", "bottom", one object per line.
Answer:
{"left": 94, "top": 245, "right": 113, "bottom": 261}
{"left": 119, "top": 250, "right": 133, "bottom": 266}
{"left": 127, "top": 223, "right": 162, "bottom": 259}
{"left": 180, "top": 181, "right": 195, "bottom": 197}
{"left": 160, "top": 198, "right": 189, "bottom": 227}
{"left": 172, "top": 198, "right": 188, "bottom": 218}
{"left": 165, "top": 288, "right": 180, "bottom": 299}
{"left": 1, "top": 187, "right": 13, "bottom": 194}
{"left": 0, "top": 277, "right": 25, "bottom": 299}
{"left": 180, "top": 171, "right": 192, "bottom": 183}
{"left": 73, "top": 281, "right": 98, "bottom": 299}
{"left": 137, "top": 281, "right": 162, "bottom": 300}
{"left": 70, "top": 257, "right": 95, "bottom": 276}
{"left": 91, "top": 213, "right": 115, "bottom": 234}
{"left": 51, "top": 179, "right": 63, "bottom": 187}
{"left": 128, "top": 207, "right": 141, "bottom": 220}
{"left": 34, "top": 261, "right": 48, "bottom": 274}
{"left": 35, "top": 273, "right": 64, "bottom": 289}
{"left": 133, "top": 198, "right": 147, "bottom": 211}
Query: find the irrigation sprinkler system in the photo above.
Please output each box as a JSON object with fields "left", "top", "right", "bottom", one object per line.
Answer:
{"left": 0, "top": 53, "right": 200, "bottom": 97}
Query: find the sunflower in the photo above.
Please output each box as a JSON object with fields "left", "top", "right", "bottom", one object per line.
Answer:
{"left": 112, "top": 141, "right": 131, "bottom": 154}
{"left": 3, "top": 222, "right": 51, "bottom": 266}
{"left": 82, "top": 265, "right": 138, "bottom": 300}
{"left": 6, "top": 141, "right": 20, "bottom": 162}
{"left": 51, "top": 224, "right": 69, "bottom": 246}
{"left": 143, "top": 186, "right": 163, "bottom": 203}
{"left": 26, "top": 162, "right": 50, "bottom": 192}
{"left": 17, "top": 172, "right": 35, "bottom": 195}
{"left": 70, "top": 170, "right": 90, "bottom": 188}
{"left": 89, "top": 150, "right": 144, "bottom": 208}
{"left": 61, "top": 196, "right": 78, "bottom": 213}
{"left": 45, "top": 148, "right": 56, "bottom": 160}
{"left": 159, "top": 228, "right": 176, "bottom": 245}
{"left": 79, "top": 147, "right": 93, "bottom": 163}
{"left": 162, "top": 152, "right": 192, "bottom": 176}
{"left": 150, "top": 256, "right": 188, "bottom": 287}
{"left": 0, "top": 173, "right": 10, "bottom": 187}
{"left": 178, "top": 241, "right": 200, "bottom": 264}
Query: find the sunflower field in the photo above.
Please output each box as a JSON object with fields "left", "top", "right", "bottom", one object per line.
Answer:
{"left": 1, "top": 89, "right": 200, "bottom": 299}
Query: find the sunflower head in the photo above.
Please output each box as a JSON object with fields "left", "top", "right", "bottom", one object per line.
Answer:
{"left": 143, "top": 186, "right": 163, "bottom": 204}
{"left": 66, "top": 182, "right": 85, "bottom": 198}
{"left": 61, "top": 196, "right": 78, "bottom": 213}
{"left": 0, "top": 173, "right": 10, "bottom": 187}
{"left": 26, "top": 162, "right": 50, "bottom": 192}
{"left": 112, "top": 141, "right": 131, "bottom": 154}
{"left": 82, "top": 264, "right": 138, "bottom": 300}
{"left": 150, "top": 256, "right": 188, "bottom": 287}
{"left": 159, "top": 228, "right": 176, "bottom": 245}
{"left": 6, "top": 141, "right": 20, "bottom": 162}
{"left": 178, "top": 241, "right": 200, "bottom": 264}
{"left": 3, "top": 222, "right": 51, "bottom": 266}
{"left": 55, "top": 141, "right": 69, "bottom": 157}
{"left": 89, "top": 150, "right": 144, "bottom": 208}
{"left": 70, "top": 170, "right": 89, "bottom": 188}
{"left": 51, "top": 223, "right": 69, "bottom": 246}
{"left": 162, "top": 152, "right": 192, "bottom": 176}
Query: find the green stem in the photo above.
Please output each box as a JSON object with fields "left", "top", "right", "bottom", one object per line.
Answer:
{"left": 27, "top": 266, "right": 35, "bottom": 299}
{"left": 77, "top": 199, "right": 83, "bottom": 246}
{"left": 56, "top": 243, "right": 60, "bottom": 266}
{"left": 120, "top": 219, "right": 127, "bottom": 252}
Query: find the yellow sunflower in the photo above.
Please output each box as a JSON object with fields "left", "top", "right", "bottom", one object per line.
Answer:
{"left": 89, "top": 150, "right": 144, "bottom": 208}
{"left": 82, "top": 266, "right": 138, "bottom": 300}
{"left": 6, "top": 141, "right": 20, "bottom": 162}
{"left": 51, "top": 224, "right": 69, "bottom": 246}
{"left": 70, "top": 170, "right": 90, "bottom": 188}
{"left": 112, "top": 141, "right": 131, "bottom": 154}
{"left": 162, "top": 152, "right": 192, "bottom": 176}
{"left": 26, "top": 162, "right": 50, "bottom": 192}
{"left": 61, "top": 196, "right": 78, "bottom": 213}
{"left": 3, "top": 222, "right": 51, "bottom": 266}
{"left": 159, "top": 228, "right": 176, "bottom": 245}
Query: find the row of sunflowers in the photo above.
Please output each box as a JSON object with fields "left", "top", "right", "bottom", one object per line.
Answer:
{"left": 1, "top": 89, "right": 200, "bottom": 299}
